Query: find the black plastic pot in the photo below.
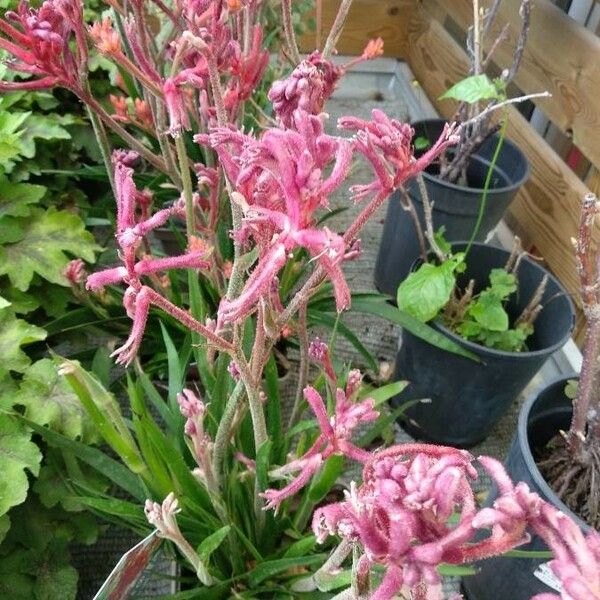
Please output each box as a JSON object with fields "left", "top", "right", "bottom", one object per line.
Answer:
{"left": 391, "top": 242, "right": 575, "bottom": 447}
{"left": 462, "top": 375, "right": 592, "bottom": 600}
{"left": 374, "top": 119, "right": 529, "bottom": 297}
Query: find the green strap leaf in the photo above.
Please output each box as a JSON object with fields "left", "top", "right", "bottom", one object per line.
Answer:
{"left": 248, "top": 554, "right": 328, "bottom": 587}
{"left": 20, "top": 417, "right": 147, "bottom": 501}
{"left": 311, "top": 295, "right": 480, "bottom": 362}
{"left": 197, "top": 526, "right": 231, "bottom": 563}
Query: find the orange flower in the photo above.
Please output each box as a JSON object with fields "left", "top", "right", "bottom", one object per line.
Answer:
{"left": 362, "top": 37, "right": 384, "bottom": 60}
{"left": 89, "top": 18, "right": 121, "bottom": 55}
{"left": 110, "top": 94, "right": 129, "bottom": 121}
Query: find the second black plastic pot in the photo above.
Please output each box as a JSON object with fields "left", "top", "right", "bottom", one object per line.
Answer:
{"left": 374, "top": 119, "right": 529, "bottom": 297}
{"left": 391, "top": 242, "right": 575, "bottom": 448}
{"left": 462, "top": 375, "right": 592, "bottom": 600}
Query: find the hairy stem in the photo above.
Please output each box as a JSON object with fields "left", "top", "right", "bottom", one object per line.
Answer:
{"left": 213, "top": 380, "right": 245, "bottom": 489}
{"left": 281, "top": 0, "right": 301, "bottom": 63}
{"left": 86, "top": 106, "right": 116, "bottom": 196}
{"left": 175, "top": 134, "right": 196, "bottom": 241}
{"left": 81, "top": 93, "right": 168, "bottom": 173}
{"left": 288, "top": 302, "right": 309, "bottom": 428}
{"left": 322, "top": 0, "right": 353, "bottom": 59}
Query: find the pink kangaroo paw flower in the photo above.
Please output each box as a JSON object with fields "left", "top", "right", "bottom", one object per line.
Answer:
{"left": 86, "top": 266, "right": 127, "bottom": 291}
{"left": 218, "top": 243, "right": 287, "bottom": 323}
{"left": 134, "top": 252, "right": 211, "bottom": 277}
{"left": 111, "top": 286, "right": 151, "bottom": 366}
{"left": 371, "top": 565, "right": 404, "bottom": 600}
{"left": 261, "top": 453, "right": 323, "bottom": 512}
{"left": 304, "top": 386, "right": 334, "bottom": 437}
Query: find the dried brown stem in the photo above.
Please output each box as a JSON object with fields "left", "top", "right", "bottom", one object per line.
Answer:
{"left": 569, "top": 195, "right": 600, "bottom": 456}
{"left": 416, "top": 174, "right": 446, "bottom": 263}
{"left": 399, "top": 187, "right": 427, "bottom": 261}
{"left": 503, "top": 0, "right": 531, "bottom": 85}
{"left": 322, "top": 0, "right": 353, "bottom": 59}
{"left": 515, "top": 274, "right": 547, "bottom": 329}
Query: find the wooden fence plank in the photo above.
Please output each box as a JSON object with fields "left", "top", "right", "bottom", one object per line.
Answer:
{"left": 298, "top": 0, "right": 414, "bottom": 58}
{"left": 431, "top": 0, "right": 600, "bottom": 171}
{"left": 406, "top": 6, "right": 592, "bottom": 330}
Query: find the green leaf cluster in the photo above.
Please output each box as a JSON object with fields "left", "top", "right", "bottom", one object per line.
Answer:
{"left": 0, "top": 78, "right": 104, "bottom": 600}
{"left": 439, "top": 74, "right": 507, "bottom": 104}
{"left": 455, "top": 269, "right": 532, "bottom": 351}
{"left": 396, "top": 232, "right": 534, "bottom": 352}
{"left": 396, "top": 253, "right": 464, "bottom": 323}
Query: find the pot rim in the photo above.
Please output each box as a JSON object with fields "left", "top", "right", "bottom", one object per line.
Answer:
{"left": 411, "top": 118, "right": 531, "bottom": 194}
{"left": 426, "top": 242, "right": 575, "bottom": 359}
{"left": 517, "top": 373, "right": 591, "bottom": 532}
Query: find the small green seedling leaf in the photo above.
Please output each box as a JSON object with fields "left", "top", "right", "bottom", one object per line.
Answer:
{"left": 413, "top": 136, "right": 431, "bottom": 150}
{"left": 397, "top": 260, "right": 458, "bottom": 322}
{"left": 440, "top": 74, "right": 500, "bottom": 104}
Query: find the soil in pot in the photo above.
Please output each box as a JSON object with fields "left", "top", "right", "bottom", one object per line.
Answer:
{"left": 462, "top": 376, "right": 594, "bottom": 600}
{"left": 374, "top": 119, "right": 529, "bottom": 297}
{"left": 391, "top": 242, "right": 575, "bottom": 448}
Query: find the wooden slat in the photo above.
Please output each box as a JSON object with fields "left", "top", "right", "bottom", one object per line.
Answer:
{"left": 298, "top": 0, "right": 413, "bottom": 58}
{"left": 406, "top": 6, "right": 592, "bottom": 333}
{"left": 431, "top": 0, "right": 600, "bottom": 171}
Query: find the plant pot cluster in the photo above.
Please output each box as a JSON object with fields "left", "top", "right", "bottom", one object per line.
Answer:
{"left": 374, "top": 119, "right": 598, "bottom": 597}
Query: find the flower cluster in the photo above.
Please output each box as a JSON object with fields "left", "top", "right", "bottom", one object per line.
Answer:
{"left": 205, "top": 109, "right": 355, "bottom": 323}
{"left": 178, "top": 389, "right": 217, "bottom": 493}
{"left": 310, "top": 445, "right": 600, "bottom": 600}
{"left": 261, "top": 360, "right": 378, "bottom": 511}
{"left": 85, "top": 151, "right": 215, "bottom": 365}
{"left": 0, "top": 0, "right": 86, "bottom": 91}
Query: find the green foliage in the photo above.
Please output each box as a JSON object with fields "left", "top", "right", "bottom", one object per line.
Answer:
{"left": 396, "top": 254, "right": 464, "bottom": 322}
{"left": 0, "top": 64, "right": 105, "bottom": 600}
{"left": 454, "top": 268, "right": 532, "bottom": 351}
{"left": 0, "top": 415, "right": 42, "bottom": 515}
{"left": 0, "top": 206, "right": 99, "bottom": 291}
{"left": 396, "top": 235, "right": 534, "bottom": 352}
{"left": 0, "top": 492, "right": 97, "bottom": 600}
{"left": 0, "top": 308, "right": 47, "bottom": 379}
{"left": 439, "top": 74, "right": 505, "bottom": 104}
{"left": 10, "top": 359, "right": 99, "bottom": 442}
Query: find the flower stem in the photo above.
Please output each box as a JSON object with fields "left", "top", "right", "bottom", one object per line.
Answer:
{"left": 213, "top": 380, "right": 245, "bottom": 489}
{"left": 82, "top": 93, "right": 168, "bottom": 174}
{"left": 86, "top": 106, "right": 116, "bottom": 197}
{"left": 175, "top": 134, "right": 196, "bottom": 241}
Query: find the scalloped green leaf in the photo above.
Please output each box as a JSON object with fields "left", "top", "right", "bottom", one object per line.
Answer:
{"left": 11, "top": 359, "right": 97, "bottom": 442}
{"left": 0, "top": 415, "right": 42, "bottom": 515}
{"left": 0, "top": 175, "right": 45, "bottom": 219}
{"left": 0, "top": 207, "right": 99, "bottom": 291}
{"left": 0, "top": 308, "right": 46, "bottom": 378}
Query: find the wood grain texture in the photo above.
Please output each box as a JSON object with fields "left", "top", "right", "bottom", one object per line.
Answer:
{"left": 432, "top": 0, "right": 600, "bottom": 170}
{"left": 407, "top": 7, "right": 592, "bottom": 338}
{"left": 298, "top": 0, "right": 414, "bottom": 58}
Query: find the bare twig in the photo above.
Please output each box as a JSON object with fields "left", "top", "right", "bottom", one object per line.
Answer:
{"left": 281, "top": 0, "right": 301, "bottom": 64}
{"left": 322, "top": 0, "right": 353, "bottom": 59}
{"left": 568, "top": 193, "right": 600, "bottom": 455}
{"left": 399, "top": 187, "right": 427, "bottom": 260}
{"left": 288, "top": 302, "right": 310, "bottom": 428}
{"left": 515, "top": 274, "right": 548, "bottom": 329}
{"left": 461, "top": 91, "right": 551, "bottom": 128}
{"left": 503, "top": 0, "right": 531, "bottom": 85}
{"left": 481, "top": 23, "right": 510, "bottom": 71}
{"left": 482, "top": 0, "right": 503, "bottom": 40}
{"left": 416, "top": 174, "right": 446, "bottom": 263}
{"left": 504, "top": 236, "right": 523, "bottom": 273}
